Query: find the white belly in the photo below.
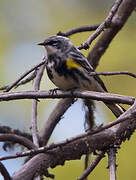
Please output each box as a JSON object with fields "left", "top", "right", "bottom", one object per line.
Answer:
{"left": 51, "top": 69, "right": 79, "bottom": 90}
{"left": 48, "top": 68, "right": 104, "bottom": 92}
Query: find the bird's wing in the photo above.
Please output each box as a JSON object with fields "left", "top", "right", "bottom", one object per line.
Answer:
{"left": 68, "top": 47, "right": 94, "bottom": 72}
{"left": 68, "top": 47, "right": 108, "bottom": 92}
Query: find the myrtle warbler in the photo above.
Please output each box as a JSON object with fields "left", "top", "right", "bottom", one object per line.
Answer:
{"left": 38, "top": 35, "right": 124, "bottom": 117}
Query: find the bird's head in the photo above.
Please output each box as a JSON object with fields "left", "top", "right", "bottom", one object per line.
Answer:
{"left": 38, "top": 35, "right": 72, "bottom": 56}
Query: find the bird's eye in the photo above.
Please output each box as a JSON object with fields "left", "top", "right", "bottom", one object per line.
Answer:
{"left": 48, "top": 41, "right": 57, "bottom": 46}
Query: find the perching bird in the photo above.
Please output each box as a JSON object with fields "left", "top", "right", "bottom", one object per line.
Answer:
{"left": 38, "top": 35, "right": 124, "bottom": 117}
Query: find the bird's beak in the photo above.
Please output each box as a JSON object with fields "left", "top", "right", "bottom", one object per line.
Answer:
{"left": 37, "top": 42, "right": 45, "bottom": 46}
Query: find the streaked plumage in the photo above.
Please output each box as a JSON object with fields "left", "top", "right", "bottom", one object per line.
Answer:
{"left": 38, "top": 36, "right": 125, "bottom": 117}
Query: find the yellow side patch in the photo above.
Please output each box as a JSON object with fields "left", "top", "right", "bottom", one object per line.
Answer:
{"left": 66, "top": 59, "right": 81, "bottom": 70}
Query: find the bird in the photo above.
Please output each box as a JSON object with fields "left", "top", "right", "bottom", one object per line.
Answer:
{"left": 38, "top": 35, "right": 125, "bottom": 118}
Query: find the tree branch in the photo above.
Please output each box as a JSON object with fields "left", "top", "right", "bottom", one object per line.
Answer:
{"left": 0, "top": 90, "right": 134, "bottom": 105}
{"left": 78, "top": 151, "right": 105, "bottom": 180}
{"left": 1, "top": 60, "right": 46, "bottom": 92}
{"left": 108, "top": 148, "right": 117, "bottom": 180}
{"left": 32, "top": 64, "right": 46, "bottom": 148}
{"left": 0, "top": 162, "right": 11, "bottom": 180}
{"left": 87, "top": 0, "right": 136, "bottom": 69}
{"left": 11, "top": 102, "right": 136, "bottom": 179}
{"left": 0, "top": 133, "right": 36, "bottom": 150}
{"left": 57, "top": 25, "right": 99, "bottom": 37}
{"left": 89, "top": 71, "right": 136, "bottom": 78}
{"left": 14, "top": 70, "right": 37, "bottom": 89}
{"left": 78, "top": 0, "right": 123, "bottom": 50}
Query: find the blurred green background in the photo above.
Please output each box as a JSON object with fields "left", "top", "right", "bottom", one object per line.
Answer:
{"left": 0, "top": 0, "right": 136, "bottom": 179}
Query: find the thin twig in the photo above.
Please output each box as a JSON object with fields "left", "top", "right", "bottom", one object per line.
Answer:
{"left": 15, "top": 70, "right": 37, "bottom": 88}
{"left": 32, "top": 101, "right": 39, "bottom": 148}
{"left": 89, "top": 71, "right": 136, "bottom": 78}
{"left": 84, "top": 154, "right": 90, "bottom": 180}
{"left": 84, "top": 154, "right": 89, "bottom": 171}
{"left": 0, "top": 162, "right": 11, "bottom": 180}
{"left": 2, "top": 60, "right": 46, "bottom": 92}
{"left": 57, "top": 25, "right": 99, "bottom": 37}
{"left": 108, "top": 148, "right": 117, "bottom": 180}
{"left": 0, "top": 133, "right": 36, "bottom": 150}
{"left": 78, "top": 151, "right": 105, "bottom": 180}
{"left": 78, "top": 0, "right": 123, "bottom": 50}
{"left": 32, "top": 63, "right": 46, "bottom": 148}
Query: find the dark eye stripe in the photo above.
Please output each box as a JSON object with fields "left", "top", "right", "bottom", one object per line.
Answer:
{"left": 47, "top": 40, "right": 57, "bottom": 46}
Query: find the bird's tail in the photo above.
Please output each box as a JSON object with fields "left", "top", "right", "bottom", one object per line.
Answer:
{"left": 104, "top": 102, "right": 125, "bottom": 118}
